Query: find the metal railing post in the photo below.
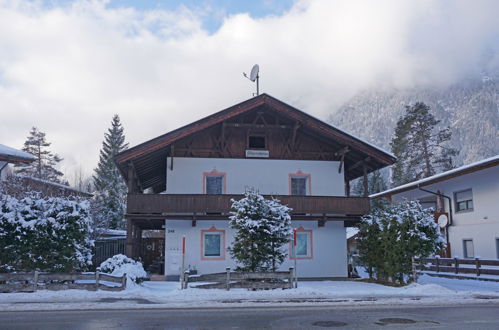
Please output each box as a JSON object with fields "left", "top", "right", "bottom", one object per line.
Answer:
{"left": 226, "top": 267, "right": 231, "bottom": 291}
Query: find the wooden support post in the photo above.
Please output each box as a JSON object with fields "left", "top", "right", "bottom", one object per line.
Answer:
{"left": 126, "top": 219, "right": 134, "bottom": 257}
{"left": 226, "top": 267, "right": 231, "bottom": 291}
{"left": 475, "top": 257, "right": 481, "bottom": 277}
{"left": 184, "top": 271, "right": 190, "bottom": 289}
{"left": 363, "top": 164, "right": 368, "bottom": 197}
{"left": 289, "top": 268, "right": 294, "bottom": 289}
{"left": 121, "top": 273, "right": 127, "bottom": 289}
{"left": 95, "top": 270, "right": 100, "bottom": 291}
{"left": 454, "top": 257, "right": 459, "bottom": 274}
{"left": 33, "top": 271, "right": 39, "bottom": 292}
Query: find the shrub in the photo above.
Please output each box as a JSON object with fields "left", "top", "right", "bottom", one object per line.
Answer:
{"left": 357, "top": 199, "right": 445, "bottom": 285}
{"left": 0, "top": 192, "right": 93, "bottom": 272}
{"left": 99, "top": 254, "right": 147, "bottom": 284}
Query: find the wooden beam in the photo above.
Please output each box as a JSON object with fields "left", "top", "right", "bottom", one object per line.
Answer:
{"left": 349, "top": 157, "right": 371, "bottom": 171}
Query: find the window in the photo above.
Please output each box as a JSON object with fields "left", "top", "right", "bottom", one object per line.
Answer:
{"left": 290, "top": 229, "right": 313, "bottom": 259}
{"left": 289, "top": 171, "right": 311, "bottom": 196}
{"left": 203, "top": 170, "right": 226, "bottom": 194}
{"left": 201, "top": 227, "right": 225, "bottom": 260}
{"left": 248, "top": 136, "right": 266, "bottom": 149}
{"left": 206, "top": 176, "right": 223, "bottom": 194}
{"left": 455, "top": 189, "right": 473, "bottom": 212}
{"left": 463, "top": 239, "right": 474, "bottom": 258}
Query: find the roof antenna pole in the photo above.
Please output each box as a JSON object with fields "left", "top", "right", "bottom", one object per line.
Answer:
{"left": 243, "top": 64, "right": 260, "bottom": 96}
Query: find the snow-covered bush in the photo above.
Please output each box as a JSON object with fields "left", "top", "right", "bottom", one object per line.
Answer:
{"left": 357, "top": 200, "right": 445, "bottom": 285}
{"left": 99, "top": 254, "right": 147, "bottom": 284}
{"left": 228, "top": 189, "right": 292, "bottom": 272}
{"left": 0, "top": 192, "right": 94, "bottom": 272}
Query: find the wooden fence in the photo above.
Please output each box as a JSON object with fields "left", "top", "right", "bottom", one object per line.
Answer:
{"left": 416, "top": 257, "right": 499, "bottom": 278}
{"left": 0, "top": 271, "right": 127, "bottom": 293}
{"left": 184, "top": 267, "right": 296, "bottom": 290}
{"left": 93, "top": 239, "right": 126, "bottom": 267}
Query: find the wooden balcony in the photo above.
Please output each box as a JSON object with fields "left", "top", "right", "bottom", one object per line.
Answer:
{"left": 126, "top": 193, "right": 370, "bottom": 223}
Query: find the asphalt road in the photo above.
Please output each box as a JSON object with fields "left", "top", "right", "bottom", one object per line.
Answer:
{"left": 1, "top": 303, "right": 499, "bottom": 329}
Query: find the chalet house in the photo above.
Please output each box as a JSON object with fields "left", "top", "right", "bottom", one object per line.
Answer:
{"left": 371, "top": 155, "right": 499, "bottom": 260}
{"left": 115, "top": 94, "right": 395, "bottom": 279}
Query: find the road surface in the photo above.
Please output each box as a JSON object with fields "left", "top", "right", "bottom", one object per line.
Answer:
{"left": 1, "top": 303, "right": 499, "bottom": 329}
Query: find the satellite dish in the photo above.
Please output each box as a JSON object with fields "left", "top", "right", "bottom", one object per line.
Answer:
{"left": 249, "top": 64, "right": 259, "bottom": 82}
{"left": 437, "top": 214, "right": 448, "bottom": 228}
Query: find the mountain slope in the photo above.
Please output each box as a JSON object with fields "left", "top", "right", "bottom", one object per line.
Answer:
{"left": 330, "top": 76, "right": 498, "bottom": 166}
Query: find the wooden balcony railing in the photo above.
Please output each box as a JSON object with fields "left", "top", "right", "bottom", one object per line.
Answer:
{"left": 127, "top": 194, "right": 370, "bottom": 217}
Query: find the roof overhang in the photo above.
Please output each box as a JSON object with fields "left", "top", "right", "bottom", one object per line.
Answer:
{"left": 115, "top": 94, "right": 396, "bottom": 191}
{"left": 370, "top": 155, "right": 499, "bottom": 199}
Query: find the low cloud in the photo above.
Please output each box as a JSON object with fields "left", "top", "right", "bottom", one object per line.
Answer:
{"left": 0, "top": 0, "right": 497, "bottom": 178}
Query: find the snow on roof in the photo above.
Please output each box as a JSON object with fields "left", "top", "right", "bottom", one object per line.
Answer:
{"left": 346, "top": 227, "right": 359, "bottom": 239}
{"left": 370, "top": 154, "right": 499, "bottom": 198}
{"left": 98, "top": 228, "right": 127, "bottom": 236}
{"left": 0, "top": 144, "right": 35, "bottom": 163}
{"left": 17, "top": 175, "right": 92, "bottom": 196}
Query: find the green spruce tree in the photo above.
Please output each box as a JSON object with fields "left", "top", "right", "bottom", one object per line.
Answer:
{"left": 93, "top": 115, "right": 129, "bottom": 229}
{"left": 352, "top": 170, "right": 388, "bottom": 197}
{"left": 228, "top": 189, "right": 292, "bottom": 272}
{"left": 390, "top": 102, "right": 458, "bottom": 187}
{"left": 15, "top": 127, "right": 64, "bottom": 183}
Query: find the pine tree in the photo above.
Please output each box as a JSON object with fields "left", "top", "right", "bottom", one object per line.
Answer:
{"left": 15, "top": 127, "right": 64, "bottom": 183}
{"left": 390, "top": 102, "right": 458, "bottom": 187}
{"left": 352, "top": 170, "right": 388, "bottom": 197}
{"left": 92, "top": 115, "right": 129, "bottom": 229}
{"left": 228, "top": 189, "right": 292, "bottom": 272}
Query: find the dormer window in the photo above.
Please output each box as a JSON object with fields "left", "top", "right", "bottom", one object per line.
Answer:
{"left": 248, "top": 135, "right": 266, "bottom": 149}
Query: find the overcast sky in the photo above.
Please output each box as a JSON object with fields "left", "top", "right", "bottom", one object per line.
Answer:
{"left": 0, "top": 0, "right": 497, "bottom": 183}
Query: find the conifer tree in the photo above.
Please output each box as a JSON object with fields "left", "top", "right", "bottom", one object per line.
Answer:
{"left": 15, "top": 127, "right": 64, "bottom": 183}
{"left": 352, "top": 170, "right": 388, "bottom": 197}
{"left": 228, "top": 189, "right": 292, "bottom": 272}
{"left": 390, "top": 102, "right": 458, "bottom": 187}
{"left": 93, "top": 115, "right": 129, "bottom": 229}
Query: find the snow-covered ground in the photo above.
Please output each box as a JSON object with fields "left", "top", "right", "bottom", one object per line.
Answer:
{"left": 1, "top": 275, "right": 499, "bottom": 311}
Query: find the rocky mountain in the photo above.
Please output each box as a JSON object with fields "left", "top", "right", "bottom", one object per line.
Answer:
{"left": 330, "top": 74, "right": 498, "bottom": 167}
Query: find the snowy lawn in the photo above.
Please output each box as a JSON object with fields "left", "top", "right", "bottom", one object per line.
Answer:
{"left": 1, "top": 275, "right": 499, "bottom": 311}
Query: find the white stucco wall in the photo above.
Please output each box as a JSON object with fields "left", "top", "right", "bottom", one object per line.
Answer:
{"left": 390, "top": 166, "right": 499, "bottom": 259}
{"left": 163, "top": 157, "right": 348, "bottom": 278}
{"left": 164, "top": 219, "right": 347, "bottom": 278}
{"left": 166, "top": 157, "right": 344, "bottom": 196}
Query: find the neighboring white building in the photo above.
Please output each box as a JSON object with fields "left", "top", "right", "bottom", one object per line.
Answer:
{"left": 371, "top": 155, "right": 499, "bottom": 260}
{"left": 116, "top": 94, "right": 395, "bottom": 279}
{"left": 0, "top": 144, "right": 35, "bottom": 181}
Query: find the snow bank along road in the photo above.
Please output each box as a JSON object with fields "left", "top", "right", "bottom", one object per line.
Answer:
{"left": 2, "top": 304, "right": 499, "bottom": 329}
{"left": 1, "top": 275, "right": 499, "bottom": 312}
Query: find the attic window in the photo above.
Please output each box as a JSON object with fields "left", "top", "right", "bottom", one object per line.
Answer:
{"left": 249, "top": 136, "right": 266, "bottom": 149}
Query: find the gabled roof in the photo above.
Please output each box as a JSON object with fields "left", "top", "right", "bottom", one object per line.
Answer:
{"left": 116, "top": 94, "right": 396, "bottom": 191}
{"left": 0, "top": 144, "right": 35, "bottom": 164}
{"left": 370, "top": 154, "right": 499, "bottom": 199}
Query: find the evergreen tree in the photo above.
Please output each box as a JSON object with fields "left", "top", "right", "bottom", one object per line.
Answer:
{"left": 357, "top": 200, "right": 445, "bottom": 284}
{"left": 228, "top": 189, "right": 292, "bottom": 272}
{"left": 92, "top": 115, "right": 129, "bottom": 229}
{"left": 15, "top": 127, "right": 64, "bottom": 183}
{"left": 352, "top": 170, "right": 388, "bottom": 197}
{"left": 390, "top": 102, "right": 458, "bottom": 187}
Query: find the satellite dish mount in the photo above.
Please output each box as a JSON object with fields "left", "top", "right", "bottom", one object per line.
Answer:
{"left": 243, "top": 64, "right": 260, "bottom": 96}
